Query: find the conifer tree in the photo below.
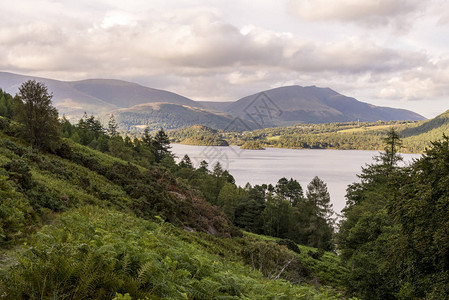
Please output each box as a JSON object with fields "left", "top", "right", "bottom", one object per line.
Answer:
{"left": 152, "top": 128, "right": 171, "bottom": 163}
{"left": 107, "top": 114, "right": 119, "bottom": 137}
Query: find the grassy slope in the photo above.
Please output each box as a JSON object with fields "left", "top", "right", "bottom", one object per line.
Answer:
{"left": 0, "top": 131, "right": 350, "bottom": 299}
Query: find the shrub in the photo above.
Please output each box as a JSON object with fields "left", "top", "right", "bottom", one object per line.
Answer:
{"left": 0, "top": 175, "right": 33, "bottom": 245}
{"left": 3, "top": 159, "right": 33, "bottom": 189}
{"left": 277, "top": 239, "right": 301, "bottom": 254}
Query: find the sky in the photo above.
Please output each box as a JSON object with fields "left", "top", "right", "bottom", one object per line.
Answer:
{"left": 1, "top": 0, "right": 448, "bottom": 118}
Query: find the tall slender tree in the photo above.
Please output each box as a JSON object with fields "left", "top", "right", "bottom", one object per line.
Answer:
{"left": 152, "top": 128, "right": 171, "bottom": 163}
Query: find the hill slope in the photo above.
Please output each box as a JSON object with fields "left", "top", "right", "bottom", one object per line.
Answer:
{"left": 0, "top": 121, "right": 348, "bottom": 299}
{"left": 103, "top": 103, "right": 257, "bottom": 132}
{"left": 225, "top": 85, "right": 425, "bottom": 126}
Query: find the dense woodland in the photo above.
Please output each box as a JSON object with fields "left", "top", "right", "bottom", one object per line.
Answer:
{"left": 1, "top": 83, "right": 449, "bottom": 299}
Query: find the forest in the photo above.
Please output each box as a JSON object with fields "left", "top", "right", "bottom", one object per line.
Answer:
{"left": 1, "top": 82, "right": 449, "bottom": 299}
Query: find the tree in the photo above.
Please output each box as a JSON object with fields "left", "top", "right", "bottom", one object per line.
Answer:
{"left": 152, "top": 128, "right": 172, "bottom": 163}
{"left": 275, "top": 177, "right": 304, "bottom": 206}
{"left": 107, "top": 114, "right": 119, "bottom": 137}
{"left": 179, "top": 154, "right": 193, "bottom": 169}
{"left": 15, "top": 80, "right": 61, "bottom": 151}
{"left": 337, "top": 130, "right": 404, "bottom": 298}
{"left": 306, "top": 176, "right": 334, "bottom": 222}
{"left": 142, "top": 126, "right": 152, "bottom": 147}
{"left": 305, "top": 176, "right": 334, "bottom": 250}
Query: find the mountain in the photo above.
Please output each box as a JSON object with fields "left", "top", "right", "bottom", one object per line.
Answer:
{"left": 0, "top": 72, "right": 201, "bottom": 120}
{"left": 224, "top": 86, "right": 425, "bottom": 126}
{"left": 0, "top": 72, "right": 425, "bottom": 131}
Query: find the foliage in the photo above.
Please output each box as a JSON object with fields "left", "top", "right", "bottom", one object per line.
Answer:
{"left": 0, "top": 207, "right": 345, "bottom": 299}
{"left": 338, "top": 130, "right": 449, "bottom": 299}
{"left": 168, "top": 125, "right": 229, "bottom": 146}
{"left": 14, "top": 80, "right": 62, "bottom": 151}
{"left": 0, "top": 175, "right": 34, "bottom": 245}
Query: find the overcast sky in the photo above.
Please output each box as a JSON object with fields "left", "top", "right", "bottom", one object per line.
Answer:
{"left": 1, "top": 0, "right": 448, "bottom": 117}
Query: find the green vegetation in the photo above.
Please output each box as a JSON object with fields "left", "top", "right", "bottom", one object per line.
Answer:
{"left": 3, "top": 82, "right": 448, "bottom": 298}
{"left": 337, "top": 129, "right": 449, "bottom": 299}
{"left": 169, "top": 125, "right": 229, "bottom": 146}
{"left": 240, "top": 140, "right": 265, "bottom": 150}
{"left": 169, "top": 115, "right": 449, "bottom": 153}
{"left": 0, "top": 83, "right": 350, "bottom": 299}
{"left": 1, "top": 206, "right": 344, "bottom": 299}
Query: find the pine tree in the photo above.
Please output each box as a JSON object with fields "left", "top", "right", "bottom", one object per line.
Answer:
{"left": 107, "top": 114, "right": 119, "bottom": 137}
{"left": 305, "top": 176, "right": 334, "bottom": 250}
{"left": 179, "top": 154, "right": 193, "bottom": 168}
{"left": 152, "top": 128, "right": 172, "bottom": 163}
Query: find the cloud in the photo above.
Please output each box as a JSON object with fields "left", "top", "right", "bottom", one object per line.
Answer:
{"left": 288, "top": 0, "right": 426, "bottom": 31}
{"left": 0, "top": 1, "right": 447, "bottom": 117}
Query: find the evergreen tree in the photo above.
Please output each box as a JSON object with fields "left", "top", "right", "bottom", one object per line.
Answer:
{"left": 15, "top": 80, "right": 61, "bottom": 151}
{"left": 275, "top": 177, "right": 304, "bottom": 206}
{"left": 305, "top": 176, "right": 334, "bottom": 250}
{"left": 212, "top": 162, "right": 224, "bottom": 177}
{"left": 107, "top": 114, "right": 119, "bottom": 137}
{"left": 152, "top": 128, "right": 171, "bottom": 163}
{"left": 142, "top": 126, "right": 152, "bottom": 147}
{"left": 179, "top": 154, "right": 193, "bottom": 169}
{"left": 198, "top": 160, "right": 209, "bottom": 173}
{"left": 0, "top": 95, "right": 7, "bottom": 117}
{"left": 306, "top": 176, "right": 334, "bottom": 223}
{"left": 60, "top": 116, "right": 73, "bottom": 138}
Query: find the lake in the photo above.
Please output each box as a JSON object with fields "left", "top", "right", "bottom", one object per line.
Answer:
{"left": 171, "top": 144, "right": 420, "bottom": 214}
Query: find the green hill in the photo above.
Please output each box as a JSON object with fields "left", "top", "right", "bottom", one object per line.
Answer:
{"left": 168, "top": 125, "right": 229, "bottom": 146}
{"left": 102, "top": 103, "right": 257, "bottom": 133}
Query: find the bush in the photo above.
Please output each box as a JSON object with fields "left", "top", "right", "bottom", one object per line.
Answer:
{"left": 3, "top": 159, "right": 33, "bottom": 189}
{"left": 277, "top": 239, "right": 301, "bottom": 254}
{"left": 0, "top": 176, "right": 33, "bottom": 245}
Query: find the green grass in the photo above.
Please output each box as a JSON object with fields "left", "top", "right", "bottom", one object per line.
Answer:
{"left": 337, "top": 125, "right": 394, "bottom": 133}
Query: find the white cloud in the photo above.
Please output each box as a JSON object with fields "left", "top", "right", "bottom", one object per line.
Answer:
{"left": 288, "top": 0, "right": 427, "bottom": 32}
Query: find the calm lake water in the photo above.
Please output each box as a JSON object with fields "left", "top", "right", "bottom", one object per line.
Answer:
{"left": 171, "top": 144, "right": 420, "bottom": 214}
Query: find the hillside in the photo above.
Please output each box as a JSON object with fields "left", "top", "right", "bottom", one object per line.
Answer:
{"left": 0, "top": 127, "right": 351, "bottom": 299}
{"left": 102, "top": 103, "right": 257, "bottom": 133}
{"left": 224, "top": 85, "right": 425, "bottom": 126}
{"left": 0, "top": 80, "right": 350, "bottom": 298}
{"left": 168, "top": 125, "right": 229, "bottom": 146}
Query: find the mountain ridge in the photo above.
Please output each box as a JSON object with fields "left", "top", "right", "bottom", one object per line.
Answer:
{"left": 0, "top": 72, "right": 426, "bottom": 130}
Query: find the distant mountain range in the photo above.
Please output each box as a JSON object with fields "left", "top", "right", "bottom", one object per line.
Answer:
{"left": 0, "top": 71, "right": 426, "bottom": 131}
